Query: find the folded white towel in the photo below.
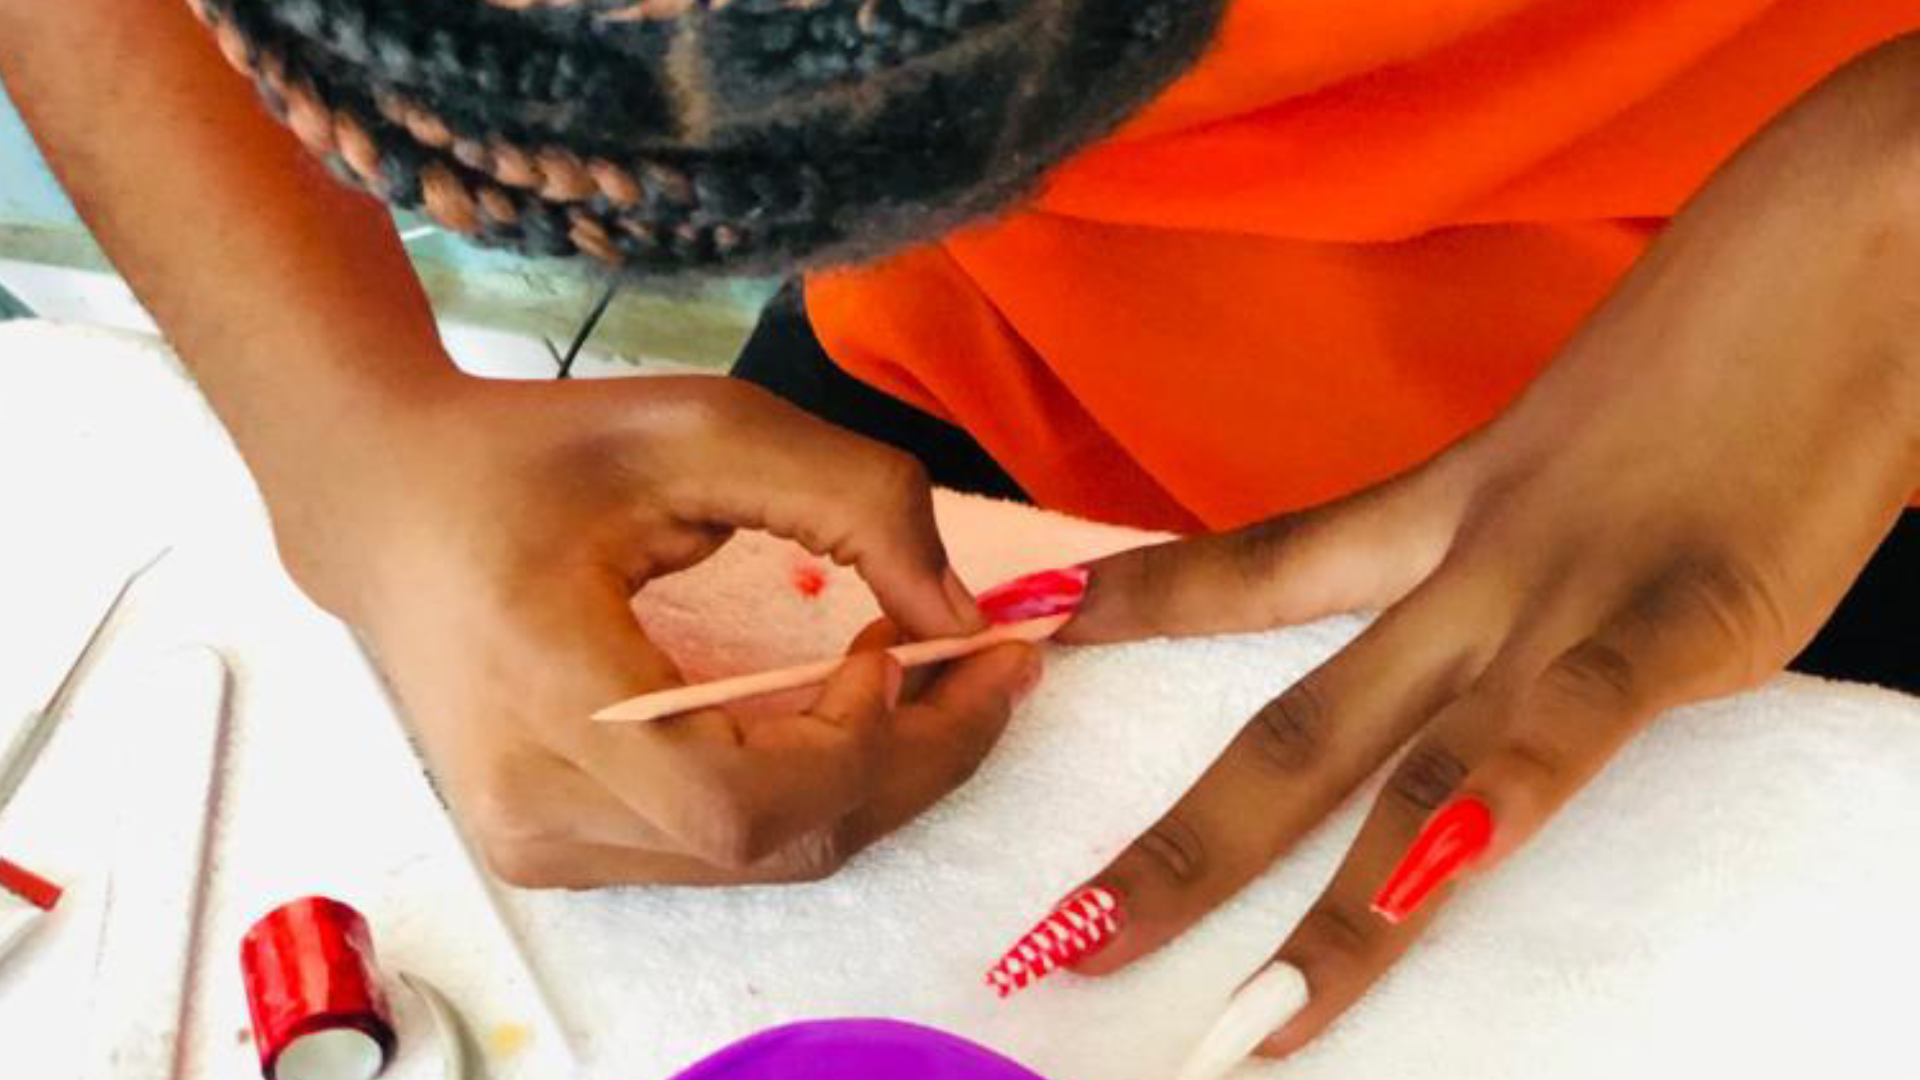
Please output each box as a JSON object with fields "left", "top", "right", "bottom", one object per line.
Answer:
{"left": 3, "top": 320, "right": 1915, "bottom": 1080}
{"left": 510, "top": 510, "right": 1920, "bottom": 1080}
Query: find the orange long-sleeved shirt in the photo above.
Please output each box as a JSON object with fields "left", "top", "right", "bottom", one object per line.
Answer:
{"left": 808, "top": 0, "right": 1920, "bottom": 531}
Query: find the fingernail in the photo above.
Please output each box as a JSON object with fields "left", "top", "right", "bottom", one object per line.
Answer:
{"left": 976, "top": 566, "right": 1090, "bottom": 626}
{"left": 1174, "top": 963, "right": 1310, "bottom": 1080}
{"left": 1370, "top": 796, "right": 1494, "bottom": 924}
{"left": 883, "top": 657, "right": 904, "bottom": 711}
{"left": 985, "top": 885, "right": 1122, "bottom": 998}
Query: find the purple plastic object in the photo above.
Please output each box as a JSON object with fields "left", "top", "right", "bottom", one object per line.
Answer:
{"left": 669, "top": 1018, "right": 1050, "bottom": 1080}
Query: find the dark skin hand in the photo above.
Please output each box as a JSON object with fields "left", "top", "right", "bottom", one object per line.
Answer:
{"left": 1059, "top": 35, "right": 1920, "bottom": 1056}
{"left": 1, "top": 0, "right": 1037, "bottom": 890}
{"left": 327, "top": 374, "right": 1038, "bottom": 887}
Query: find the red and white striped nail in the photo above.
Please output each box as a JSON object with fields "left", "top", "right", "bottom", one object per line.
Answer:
{"left": 976, "top": 566, "right": 1090, "bottom": 626}
{"left": 985, "top": 885, "right": 1122, "bottom": 998}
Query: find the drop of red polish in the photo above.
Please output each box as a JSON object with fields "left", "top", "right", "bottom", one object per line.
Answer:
{"left": 792, "top": 563, "right": 828, "bottom": 599}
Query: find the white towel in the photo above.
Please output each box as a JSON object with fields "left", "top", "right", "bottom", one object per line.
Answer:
{"left": 2, "top": 320, "right": 1916, "bottom": 1080}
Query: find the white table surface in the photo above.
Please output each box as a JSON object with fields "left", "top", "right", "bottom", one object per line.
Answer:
{"left": 0, "top": 323, "right": 570, "bottom": 1080}
{"left": 9, "top": 320, "right": 1920, "bottom": 1080}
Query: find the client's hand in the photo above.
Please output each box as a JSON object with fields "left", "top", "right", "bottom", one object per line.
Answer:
{"left": 1050, "top": 38, "right": 1920, "bottom": 1063}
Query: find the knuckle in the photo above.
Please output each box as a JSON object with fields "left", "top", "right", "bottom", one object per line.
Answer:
{"left": 1123, "top": 541, "right": 1192, "bottom": 630}
{"left": 1664, "top": 557, "right": 1770, "bottom": 637}
{"left": 1545, "top": 639, "right": 1643, "bottom": 711}
{"left": 1230, "top": 515, "right": 1305, "bottom": 584}
{"left": 862, "top": 449, "right": 931, "bottom": 512}
{"left": 1130, "top": 812, "right": 1210, "bottom": 887}
{"left": 656, "top": 770, "right": 765, "bottom": 870}
{"left": 1637, "top": 556, "right": 1789, "bottom": 686}
{"left": 679, "top": 803, "right": 765, "bottom": 871}
{"left": 1290, "top": 901, "right": 1376, "bottom": 973}
{"left": 1499, "top": 735, "right": 1566, "bottom": 790}
{"left": 1243, "top": 678, "right": 1330, "bottom": 775}
{"left": 479, "top": 834, "right": 565, "bottom": 889}
{"left": 464, "top": 758, "right": 551, "bottom": 850}
{"left": 1386, "top": 744, "right": 1470, "bottom": 815}
{"left": 770, "top": 829, "right": 850, "bottom": 883}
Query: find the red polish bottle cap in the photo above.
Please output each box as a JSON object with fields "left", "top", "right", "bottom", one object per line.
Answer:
{"left": 240, "top": 896, "right": 396, "bottom": 1080}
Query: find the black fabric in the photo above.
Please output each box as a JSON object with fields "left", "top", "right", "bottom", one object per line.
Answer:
{"left": 1792, "top": 512, "right": 1918, "bottom": 693}
{"left": 731, "top": 283, "right": 1028, "bottom": 502}
{"left": 732, "top": 288, "right": 1917, "bottom": 695}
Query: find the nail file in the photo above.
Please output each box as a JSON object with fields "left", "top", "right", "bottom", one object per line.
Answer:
{"left": 0, "top": 548, "right": 168, "bottom": 820}
{"left": 0, "top": 550, "right": 169, "bottom": 972}
{"left": 83, "top": 647, "right": 235, "bottom": 1080}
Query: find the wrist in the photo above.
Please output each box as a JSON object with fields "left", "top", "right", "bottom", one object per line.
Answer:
{"left": 1789, "top": 37, "right": 1920, "bottom": 462}
{"left": 239, "top": 347, "right": 475, "bottom": 618}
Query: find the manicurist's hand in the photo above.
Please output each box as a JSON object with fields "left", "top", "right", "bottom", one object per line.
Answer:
{"left": 281, "top": 371, "right": 1037, "bottom": 888}
{"left": 1052, "top": 36, "right": 1920, "bottom": 1060}
{"left": 2, "top": 0, "right": 1033, "bottom": 890}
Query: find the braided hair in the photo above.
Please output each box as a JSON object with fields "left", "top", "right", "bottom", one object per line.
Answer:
{"left": 184, "top": 0, "right": 1228, "bottom": 278}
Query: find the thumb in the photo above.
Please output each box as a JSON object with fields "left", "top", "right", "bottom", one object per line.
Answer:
{"left": 1061, "top": 468, "right": 1468, "bottom": 644}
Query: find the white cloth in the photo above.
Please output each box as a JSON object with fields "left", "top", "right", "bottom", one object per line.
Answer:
{"left": 1, "top": 320, "right": 1916, "bottom": 1080}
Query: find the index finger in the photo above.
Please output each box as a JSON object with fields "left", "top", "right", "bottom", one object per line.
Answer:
{"left": 1062, "top": 480, "right": 1457, "bottom": 646}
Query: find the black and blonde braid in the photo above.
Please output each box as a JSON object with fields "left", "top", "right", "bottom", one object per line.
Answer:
{"left": 185, "top": 0, "right": 1228, "bottom": 277}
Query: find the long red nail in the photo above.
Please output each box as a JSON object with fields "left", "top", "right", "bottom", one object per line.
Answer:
{"left": 1370, "top": 797, "right": 1493, "bottom": 925}
{"left": 976, "top": 567, "right": 1090, "bottom": 625}
{"left": 985, "top": 885, "right": 1122, "bottom": 997}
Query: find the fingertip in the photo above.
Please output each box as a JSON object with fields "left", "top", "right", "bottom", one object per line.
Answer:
{"left": 866, "top": 566, "right": 980, "bottom": 642}
{"left": 810, "top": 648, "right": 894, "bottom": 729}
{"left": 1250, "top": 988, "right": 1324, "bottom": 1062}
{"left": 1064, "top": 940, "right": 1135, "bottom": 977}
{"left": 893, "top": 641, "right": 1033, "bottom": 755}
{"left": 1060, "top": 883, "right": 1149, "bottom": 977}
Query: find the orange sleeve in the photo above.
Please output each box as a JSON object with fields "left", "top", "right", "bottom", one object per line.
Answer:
{"left": 809, "top": 0, "right": 1920, "bottom": 527}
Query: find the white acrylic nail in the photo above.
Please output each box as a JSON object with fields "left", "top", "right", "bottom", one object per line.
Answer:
{"left": 1174, "top": 962, "right": 1309, "bottom": 1080}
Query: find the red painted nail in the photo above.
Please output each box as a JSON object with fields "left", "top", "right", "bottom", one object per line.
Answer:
{"left": 1370, "top": 797, "right": 1493, "bottom": 925}
{"left": 0, "top": 857, "right": 62, "bottom": 912}
{"left": 976, "top": 567, "right": 1090, "bottom": 625}
{"left": 985, "top": 885, "right": 1122, "bottom": 998}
